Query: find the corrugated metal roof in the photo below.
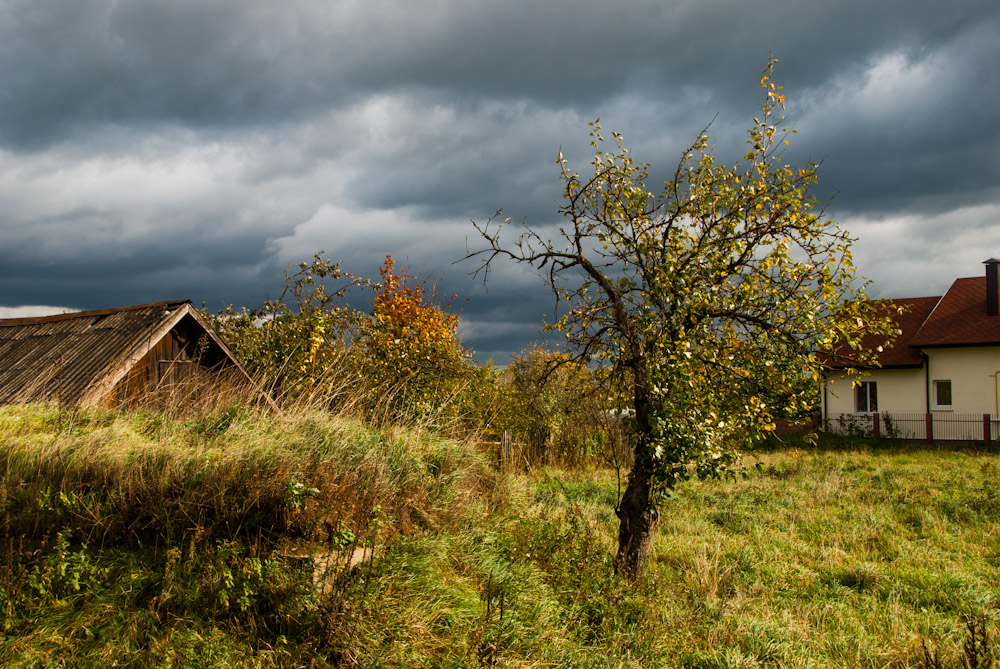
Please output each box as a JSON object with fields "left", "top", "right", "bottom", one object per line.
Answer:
{"left": 0, "top": 301, "right": 191, "bottom": 405}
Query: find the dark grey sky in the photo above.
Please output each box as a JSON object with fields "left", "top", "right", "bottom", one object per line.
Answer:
{"left": 1, "top": 0, "right": 998, "bottom": 361}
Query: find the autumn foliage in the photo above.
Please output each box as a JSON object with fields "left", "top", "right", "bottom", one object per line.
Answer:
{"left": 358, "top": 255, "right": 470, "bottom": 418}
{"left": 367, "top": 255, "right": 460, "bottom": 376}
{"left": 208, "top": 254, "right": 494, "bottom": 427}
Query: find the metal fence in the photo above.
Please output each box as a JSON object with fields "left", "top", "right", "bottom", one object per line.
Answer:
{"left": 827, "top": 412, "right": 1000, "bottom": 444}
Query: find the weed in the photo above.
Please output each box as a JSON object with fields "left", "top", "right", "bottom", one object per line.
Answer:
{"left": 472, "top": 572, "right": 511, "bottom": 665}
{"left": 920, "top": 612, "right": 995, "bottom": 669}
{"left": 961, "top": 612, "right": 994, "bottom": 669}
{"left": 283, "top": 473, "right": 320, "bottom": 511}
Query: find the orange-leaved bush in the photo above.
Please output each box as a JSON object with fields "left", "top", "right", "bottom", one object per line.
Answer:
{"left": 371, "top": 255, "right": 459, "bottom": 356}
{"left": 361, "top": 255, "right": 467, "bottom": 418}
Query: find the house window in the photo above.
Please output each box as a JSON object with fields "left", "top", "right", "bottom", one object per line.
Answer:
{"left": 855, "top": 381, "right": 878, "bottom": 413}
{"left": 933, "top": 380, "right": 953, "bottom": 410}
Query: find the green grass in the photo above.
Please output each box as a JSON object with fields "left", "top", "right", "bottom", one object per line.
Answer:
{"left": 2, "top": 405, "right": 998, "bottom": 666}
{"left": 648, "top": 447, "right": 1000, "bottom": 667}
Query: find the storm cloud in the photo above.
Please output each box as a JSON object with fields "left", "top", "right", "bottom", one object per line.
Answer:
{"left": 1, "top": 0, "right": 997, "bottom": 360}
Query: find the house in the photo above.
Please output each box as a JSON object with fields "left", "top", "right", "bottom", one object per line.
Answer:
{"left": 822, "top": 259, "right": 1000, "bottom": 440}
{"left": 0, "top": 300, "right": 276, "bottom": 409}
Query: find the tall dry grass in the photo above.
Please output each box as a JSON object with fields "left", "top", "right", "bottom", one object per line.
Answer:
{"left": 1, "top": 400, "right": 509, "bottom": 666}
{"left": 0, "top": 401, "right": 494, "bottom": 551}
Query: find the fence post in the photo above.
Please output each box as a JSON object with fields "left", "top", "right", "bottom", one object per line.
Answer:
{"left": 872, "top": 413, "right": 880, "bottom": 438}
{"left": 501, "top": 430, "right": 512, "bottom": 471}
{"left": 984, "top": 414, "right": 991, "bottom": 449}
{"left": 925, "top": 413, "right": 933, "bottom": 444}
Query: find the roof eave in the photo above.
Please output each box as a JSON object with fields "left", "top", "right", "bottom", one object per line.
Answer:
{"left": 823, "top": 362, "right": 924, "bottom": 371}
{"left": 910, "top": 341, "right": 1000, "bottom": 349}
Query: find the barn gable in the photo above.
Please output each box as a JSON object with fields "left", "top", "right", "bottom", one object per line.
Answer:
{"left": 0, "top": 300, "right": 275, "bottom": 409}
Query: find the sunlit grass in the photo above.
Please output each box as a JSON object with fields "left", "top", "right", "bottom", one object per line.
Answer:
{"left": 2, "top": 406, "right": 998, "bottom": 667}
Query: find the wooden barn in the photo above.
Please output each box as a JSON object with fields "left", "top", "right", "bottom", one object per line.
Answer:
{"left": 0, "top": 300, "right": 275, "bottom": 409}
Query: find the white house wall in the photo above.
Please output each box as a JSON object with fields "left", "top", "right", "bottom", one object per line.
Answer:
{"left": 824, "top": 349, "right": 1000, "bottom": 441}
{"left": 924, "top": 346, "right": 1000, "bottom": 416}
{"left": 823, "top": 368, "right": 926, "bottom": 416}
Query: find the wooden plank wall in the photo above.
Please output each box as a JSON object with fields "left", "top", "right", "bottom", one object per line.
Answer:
{"left": 111, "top": 320, "right": 233, "bottom": 408}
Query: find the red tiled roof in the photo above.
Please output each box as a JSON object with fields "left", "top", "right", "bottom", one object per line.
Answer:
{"left": 910, "top": 277, "right": 1000, "bottom": 347}
{"left": 878, "top": 296, "right": 942, "bottom": 365}
{"left": 824, "top": 295, "right": 941, "bottom": 368}
{"left": 825, "top": 268, "right": 1000, "bottom": 369}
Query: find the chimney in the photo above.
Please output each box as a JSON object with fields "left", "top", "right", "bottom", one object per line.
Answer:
{"left": 985, "top": 258, "right": 1000, "bottom": 316}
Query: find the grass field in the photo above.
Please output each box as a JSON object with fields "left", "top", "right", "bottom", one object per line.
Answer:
{"left": 1, "top": 405, "right": 998, "bottom": 667}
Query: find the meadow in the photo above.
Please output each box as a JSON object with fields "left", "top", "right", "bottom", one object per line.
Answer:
{"left": 1, "top": 403, "right": 997, "bottom": 667}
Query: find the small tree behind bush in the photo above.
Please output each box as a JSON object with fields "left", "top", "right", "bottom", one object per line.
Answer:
{"left": 502, "top": 345, "right": 610, "bottom": 467}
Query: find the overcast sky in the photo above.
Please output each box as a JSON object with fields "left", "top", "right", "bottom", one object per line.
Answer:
{"left": 1, "top": 0, "right": 998, "bottom": 361}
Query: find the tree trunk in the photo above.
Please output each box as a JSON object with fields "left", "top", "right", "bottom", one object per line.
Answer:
{"left": 616, "top": 373, "right": 656, "bottom": 577}
{"left": 615, "top": 461, "right": 655, "bottom": 577}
